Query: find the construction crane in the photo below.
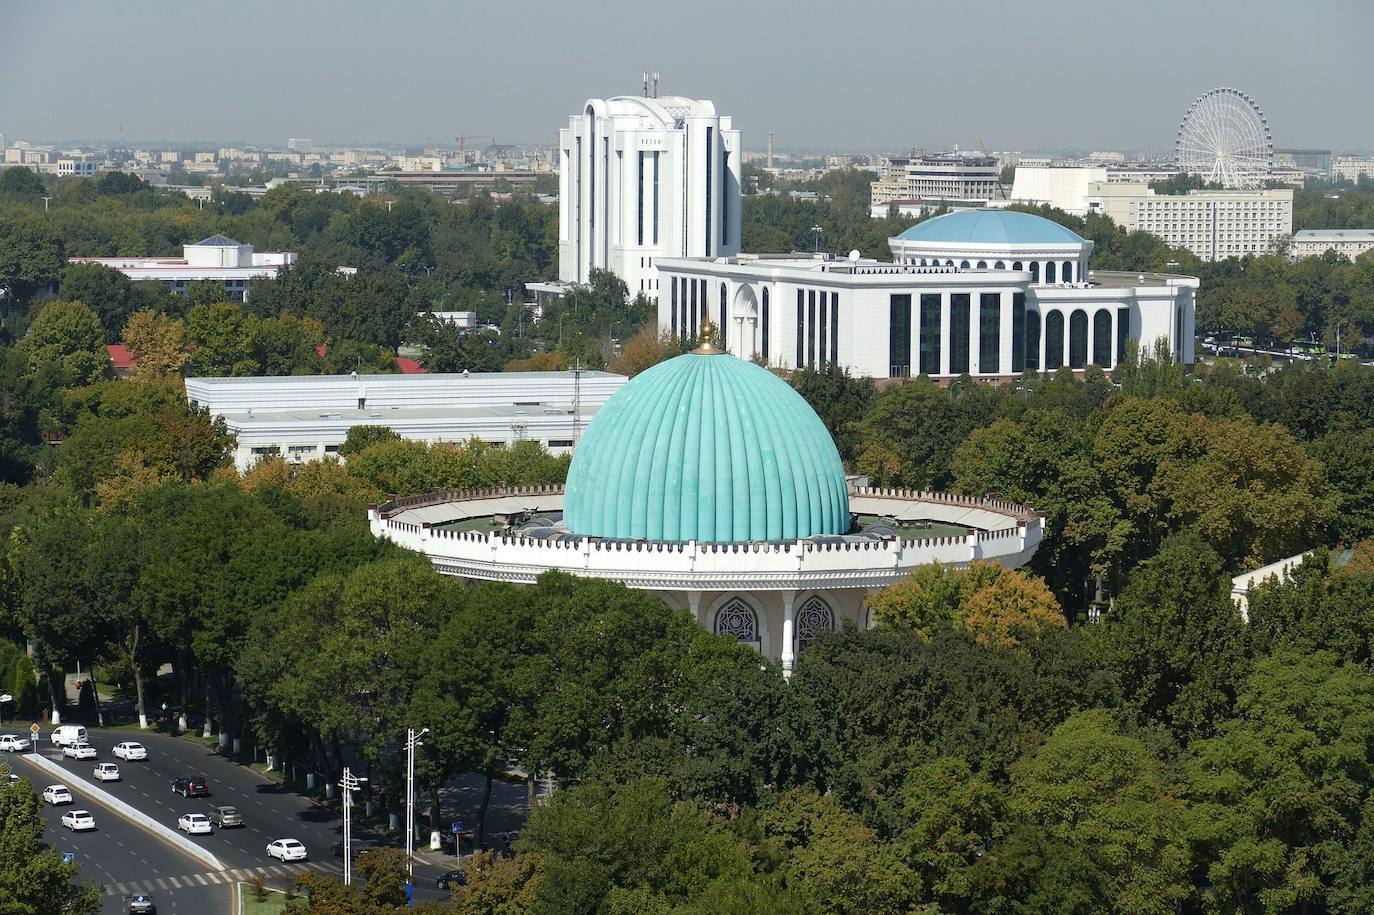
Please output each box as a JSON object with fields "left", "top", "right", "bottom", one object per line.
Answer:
{"left": 454, "top": 134, "right": 494, "bottom": 164}
{"left": 980, "top": 137, "right": 1009, "bottom": 200}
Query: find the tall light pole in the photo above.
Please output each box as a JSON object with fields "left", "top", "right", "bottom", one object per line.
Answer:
{"left": 404, "top": 727, "right": 429, "bottom": 904}
{"left": 41, "top": 196, "right": 51, "bottom": 212}
{"left": 811, "top": 224, "right": 822, "bottom": 253}
{"left": 340, "top": 767, "right": 367, "bottom": 887}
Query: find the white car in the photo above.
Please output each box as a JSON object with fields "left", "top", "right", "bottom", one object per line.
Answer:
{"left": 42, "top": 784, "right": 73, "bottom": 805}
{"left": 0, "top": 734, "right": 29, "bottom": 752}
{"left": 112, "top": 742, "right": 147, "bottom": 761}
{"left": 178, "top": 813, "right": 213, "bottom": 835}
{"left": 62, "top": 743, "right": 97, "bottom": 760}
{"left": 61, "top": 809, "right": 96, "bottom": 831}
{"left": 266, "top": 839, "right": 307, "bottom": 861}
{"left": 93, "top": 763, "right": 120, "bottom": 782}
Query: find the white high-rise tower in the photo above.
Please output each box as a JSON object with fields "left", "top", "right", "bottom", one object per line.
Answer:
{"left": 557, "top": 94, "right": 741, "bottom": 299}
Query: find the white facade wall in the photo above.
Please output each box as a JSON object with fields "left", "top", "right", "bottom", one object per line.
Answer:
{"left": 1010, "top": 165, "right": 1109, "bottom": 215}
{"left": 657, "top": 257, "right": 1196, "bottom": 380}
{"left": 1290, "top": 230, "right": 1374, "bottom": 261}
{"left": 558, "top": 96, "right": 741, "bottom": 299}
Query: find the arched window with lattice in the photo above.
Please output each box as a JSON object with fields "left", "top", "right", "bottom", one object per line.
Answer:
{"left": 795, "top": 596, "right": 834, "bottom": 653}
{"left": 714, "top": 597, "right": 759, "bottom": 646}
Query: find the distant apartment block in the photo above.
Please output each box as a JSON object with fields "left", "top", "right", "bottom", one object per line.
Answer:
{"left": 70, "top": 235, "right": 296, "bottom": 301}
{"left": 1290, "top": 229, "right": 1374, "bottom": 261}
{"left": 1332, "top": 156, "right": 1374, "bottom": 183}
{"left": 869, "top": 153, "right": 1004, "bottom": 217}
{"left": 1091, "top": 184, "right": 1293, "bottom": 261}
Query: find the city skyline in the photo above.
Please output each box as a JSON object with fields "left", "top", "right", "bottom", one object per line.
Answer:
{"left": 2, "top": 0, "right": 1372, "bottom": 153}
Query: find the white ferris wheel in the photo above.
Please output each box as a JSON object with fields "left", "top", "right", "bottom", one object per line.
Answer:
{"left": 1175, "top": 87, "right": 1273, "bottom": 189}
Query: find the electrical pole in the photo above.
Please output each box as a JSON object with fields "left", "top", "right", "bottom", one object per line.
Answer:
{"left": 404, "top": 727, "right": 428, "bottom": 905}
{"left": 340, "top": 767, "right": 367, "bottom": 886}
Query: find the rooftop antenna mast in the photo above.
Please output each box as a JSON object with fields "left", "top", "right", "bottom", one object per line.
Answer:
{"left": 652, "top": 72, "right": 660, "bottom": 98}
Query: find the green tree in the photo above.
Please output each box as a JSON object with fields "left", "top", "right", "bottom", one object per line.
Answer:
{"left": 1097, "top": 533, "right": 1248, "bottom": 738}
{"left": 59, "top": 262, "right": 137, "bottom": 341}
{"left": 1008, "top": 710, "right": 1191, "bottom": 915}
{"left": 1184, "top": 651, "right": 1374, "bottom": 914}
{"left": 339, "top": 424, "right": 402, "bottom": 457}
{"left": 18, "top": 299, "right": 109, "bottom": 385}
{"left": 0, "top": 215, "right": 65, "bottom": 304}
{"left": 0, "top": 777, "right": 101, "bottom": 914}
{"left": 790, "top": 365, "right": 877, "bottom": 465}
{"left": 0, "top": 166, "right": 46, "bottom": 197}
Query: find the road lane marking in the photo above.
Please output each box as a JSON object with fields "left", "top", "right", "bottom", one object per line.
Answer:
{"left": 114, "top": 883, "right": 128, "bottom": 894}
{"left": 193, "top": 874, "right": 207, "bottom": 885}
{"left": 155, "top": 878, "right": 168, "bottom": 889}
{"left": 168, "top": 877, "right": 182, "bottom": 888}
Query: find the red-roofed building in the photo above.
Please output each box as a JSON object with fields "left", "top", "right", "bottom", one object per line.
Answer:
{"left": 393, "top": 357, "right": 429, "bottom": 374}
{"left": 107, "top": 344, "right": 136, "bottom": 377}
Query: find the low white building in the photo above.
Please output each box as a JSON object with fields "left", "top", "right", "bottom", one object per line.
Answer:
{"left": 1290, "top": 229, "right": 1374, "bottom": 261}
{"left": 657, "top": 210, "right": 1197, "bottom": 381}
{"left": 185, "top": 370, "right": 629, "bottom": 471}
{"left": 71, "top": 235, "right": 296, "bottom": 301}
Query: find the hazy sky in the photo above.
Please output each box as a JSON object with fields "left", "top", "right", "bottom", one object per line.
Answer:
{"left": 3, "top": 0, "right": 1371, "bottom": 153}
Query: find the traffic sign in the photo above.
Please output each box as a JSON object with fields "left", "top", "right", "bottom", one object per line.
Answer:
{"left": 452, "top": 820, "right": 463, "bottom": 834}
{"left": 30, "top": 723, "right": 39, "bottom": 736}
{"left": 62, "top": 852, "right": 75, "bottom": 864}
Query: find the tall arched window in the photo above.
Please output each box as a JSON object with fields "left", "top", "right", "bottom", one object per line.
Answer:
{"left": 1092, "top": 310, "right": 1112, "bottom": 367}
{"left": 714, "top": 598, "right": 759, "bottom": 647}
{"left": 1029, "top": 262, "right": 1040, "bottom": 283}
{"left": 761, "top": 287, "right": 770, "bottom": 361}
{"left": 719, "top": 283, "right": 728, "bottom": 348}
{"left": 1045, "top": 262, "right": 1057, "bottom": 284}
{"left": 1062, "top": 261, "right": 1075, "bottom": 283}
{"left": 1025, "top": 310, "right": 1042, "bottom": 371}
{"left": 1012, "top": 261, "right": 1023, "bottom": 270}
{"left": 795, "top": 596, "right": 834, "bottom": 653}
{"left": 1069, "top": 309, "right": 1088, "bottom": 368}
{"left": 1044, "top": 311, "right": 1064, "bottom": 369}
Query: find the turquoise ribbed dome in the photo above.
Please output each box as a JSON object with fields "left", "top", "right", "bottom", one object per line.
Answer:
{"left": 564, "top": 352, "right": 850, "bottom": 543}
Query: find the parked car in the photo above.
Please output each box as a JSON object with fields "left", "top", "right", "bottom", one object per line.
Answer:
{"left": 177, "top": 814, "right": 213, "bottom": 835}
{"left": 170, "top": 774, "right": 208, "bottom": 798}
{"left": 330, "top": 838, "right": 377, "bottom": 860}
{"left": 207, "top": 805, "right": 242, "bottom": 828}
{"left": 0, "top": 734, "right": 30, "bottom": 752}
{"left": 50, "top": 725, "right": 87, "bottom": 747}
{"left": 42, "top": 784, "right": 73, "bottom": 805}
{"left": 266, "top": 839, "right": 307, "bottom": 861}
{"left": 126, "top": 893, "right": 155, "bottom": 914}
{"left": 93, "top": 763, "right": 120, "bottom": 782}
{"left": 435, "top": 869, "right": 467, "bottom": 890}
{"left": 113, "top": 742, "right": 148, "bottom": 761}
{"left": 63, "top": 743, "right": 97, "bottom": 760}
{"left": 61, "top": 809, "right": 96, "bottom": 831}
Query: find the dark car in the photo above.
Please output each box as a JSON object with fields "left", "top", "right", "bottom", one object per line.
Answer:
{"left": 330, "top": 838, "right": 377, "bottom": 860}
{"left": 435, "top": 869, "right": 467, "bottom": 890}
{"left": 170, "top": 774, "right": 208, "bottom": 798}
{"left": 207, "top": 805, "right": 242, "bottom": 828}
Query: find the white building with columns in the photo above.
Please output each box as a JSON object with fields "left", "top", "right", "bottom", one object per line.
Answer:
{"left": 656, "top": 209, "right": 1198, "bottom": 380}
{"left": 557, "top": 94, "right": 741, "bottom": 299}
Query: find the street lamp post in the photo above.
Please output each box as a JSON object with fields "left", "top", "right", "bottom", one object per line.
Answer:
{"left": 811, "top": 225, "right": 822, "bottom": 253}
{"left": 404, "top": 727, "right": 429, "bottom": 905}
{"left": 340, "top": 768, "right": 367, "bottom": 887}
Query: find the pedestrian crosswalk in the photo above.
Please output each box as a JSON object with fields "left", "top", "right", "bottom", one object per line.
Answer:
{"left": 105, "top": 861, "right": 337, "bottom": 895}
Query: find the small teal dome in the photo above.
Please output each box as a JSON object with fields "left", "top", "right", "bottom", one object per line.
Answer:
{"left": 564, "top": 352, "right": 849, "bottom": 543}
{"left": 896, "top": 210, "right": 1085, "bottom": 246}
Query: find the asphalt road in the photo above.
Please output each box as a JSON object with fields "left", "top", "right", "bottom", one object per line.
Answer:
{"left": 5, "top": 753, "right": 230, "bottom": 915}
{"left": 11, "top": 729, "right": 452, "bottom": 904}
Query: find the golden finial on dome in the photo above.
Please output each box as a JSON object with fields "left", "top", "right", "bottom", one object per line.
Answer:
{"left": 693, "top": 316, "right": 723, "bottom": 354}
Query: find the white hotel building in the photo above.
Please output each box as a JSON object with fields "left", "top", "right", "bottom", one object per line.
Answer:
{"left": 657, "top": 209, "right": 1197, "bottom": 381}
{"left": 557, "top": 95, "right": 741, "bottom": 298}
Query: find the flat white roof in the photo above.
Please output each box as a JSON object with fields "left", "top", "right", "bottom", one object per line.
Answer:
{"left": 187, "top": 370, "right": 621, "bottom": 387}
{"left": 1293, "top": 229, "right": 1374, "bottom": 240}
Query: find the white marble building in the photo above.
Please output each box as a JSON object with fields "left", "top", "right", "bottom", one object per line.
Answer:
{"left": 557, "top": 95, "right": 741, "bottom": 299}
{"left": 656, "top": 210, "right": 1198, "bottom": 380}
